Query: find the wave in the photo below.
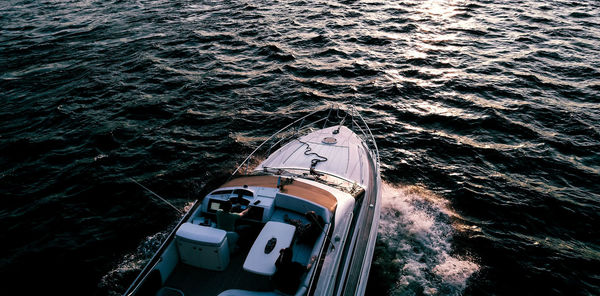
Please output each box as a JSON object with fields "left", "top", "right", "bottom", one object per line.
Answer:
{"left": 98, "top": 202, "right": 195, "bottom": 295}
{"left": 371, "top": 183, "right": 478, "bottom": 295}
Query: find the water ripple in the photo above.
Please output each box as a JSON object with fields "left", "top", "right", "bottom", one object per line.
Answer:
{"left": 1, "top": 0, "right": 599, "bottom": 295}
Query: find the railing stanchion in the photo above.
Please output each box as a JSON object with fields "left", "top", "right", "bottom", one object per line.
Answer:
{"left": 229, "top": 106, "right": 379, "bottom": 179}
{"left": 229, "top": 108, "right": 323, "bottom": 178}
{"left": 322, "top": 106, "right": 333, "bottom": 129}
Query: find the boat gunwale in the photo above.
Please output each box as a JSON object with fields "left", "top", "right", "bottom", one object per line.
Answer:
{"left": 123, "top": 200, "right": 200, "bottom": 296}
{"left": 336, "top": 141, "right": 381, "bottom": 296}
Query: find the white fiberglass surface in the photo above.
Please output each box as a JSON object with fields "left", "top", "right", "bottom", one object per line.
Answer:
{"left": 258, "top": 126, "right": 371, "bottom": 187}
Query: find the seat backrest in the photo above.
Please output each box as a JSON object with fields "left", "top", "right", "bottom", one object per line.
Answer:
{"left": 274, "top": 193, "right": 330, "bottom": 222}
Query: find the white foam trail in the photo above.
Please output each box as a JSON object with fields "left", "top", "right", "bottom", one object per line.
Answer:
{"left": 98, "top": 230, "right": 169, "bottom": 295}
{"left": 377, "top": 183, "right": 478, "bottom": 295}
{"left": 99, "top": 201, "right": 195, "bottom": 295}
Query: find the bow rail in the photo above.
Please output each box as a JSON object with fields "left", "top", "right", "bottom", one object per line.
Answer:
{"left": 230, "top": 105, "right": 379, "bottom": 180}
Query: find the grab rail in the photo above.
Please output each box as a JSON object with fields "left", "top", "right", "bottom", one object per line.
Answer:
{"left": 123, "top": 200, "right": 199, "bottom": 296}
{"left": 229, "top": 108, "right": 323, "bottom": 177}
{"left": 230, "top": 105, "right": 380, "bottom": 179}
{"left": 350, "top": 107, "right": 380, "bottom": 165}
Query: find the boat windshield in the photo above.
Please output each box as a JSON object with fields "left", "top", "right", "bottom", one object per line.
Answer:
{"left": 259, "top": 167, "right": 364, "bottom": 198}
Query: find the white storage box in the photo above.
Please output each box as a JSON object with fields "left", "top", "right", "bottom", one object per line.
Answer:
{"left": 176, "top": 222, "right": 229, "bottom": 271}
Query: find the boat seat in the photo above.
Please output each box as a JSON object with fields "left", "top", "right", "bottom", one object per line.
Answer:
{"left": 274, "top": 193, "right": 330, "bottom": 222}
{"left": 217, "top": 289, "right": 282, "bottom": 296}
{"left": 176, "top": 223, "right": 230, "bottom": 271}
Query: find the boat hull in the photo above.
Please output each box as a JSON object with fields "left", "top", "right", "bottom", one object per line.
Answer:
{"left": 124, "top": 107, "right": 381, "bottom": 296}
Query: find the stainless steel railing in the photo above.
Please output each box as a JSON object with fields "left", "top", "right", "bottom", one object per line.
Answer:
{"left": 230, "top": 105, "right": 379, "bottom": 178}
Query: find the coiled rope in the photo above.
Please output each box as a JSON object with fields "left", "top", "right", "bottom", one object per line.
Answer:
{"left": 296, "top": 138, "right": 328, "bottom": 175}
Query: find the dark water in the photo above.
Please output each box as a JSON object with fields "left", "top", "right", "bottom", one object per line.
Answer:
{"left": 1, "top": 0, "right": 599, "bottom": 295}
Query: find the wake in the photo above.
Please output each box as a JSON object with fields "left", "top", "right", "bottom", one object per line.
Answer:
{"left": 98, "top": 201, "right": 195, "bottom": 295}
{"left": 375, "top": 183, "right": 478, "bottom": 295}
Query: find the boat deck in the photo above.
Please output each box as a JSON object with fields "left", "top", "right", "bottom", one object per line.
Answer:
{"left": 163, "top": 224, "right": 274, "bottom": 296}
{"left": 164, "top": 257, "right": 273, "bottom": 296}
{"left": 257, "top": 126, "right": 371, "bottom": 188}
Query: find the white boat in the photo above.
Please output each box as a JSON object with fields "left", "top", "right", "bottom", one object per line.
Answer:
{"left": 124, "top": 106, "right": 381, "bottom": 296}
